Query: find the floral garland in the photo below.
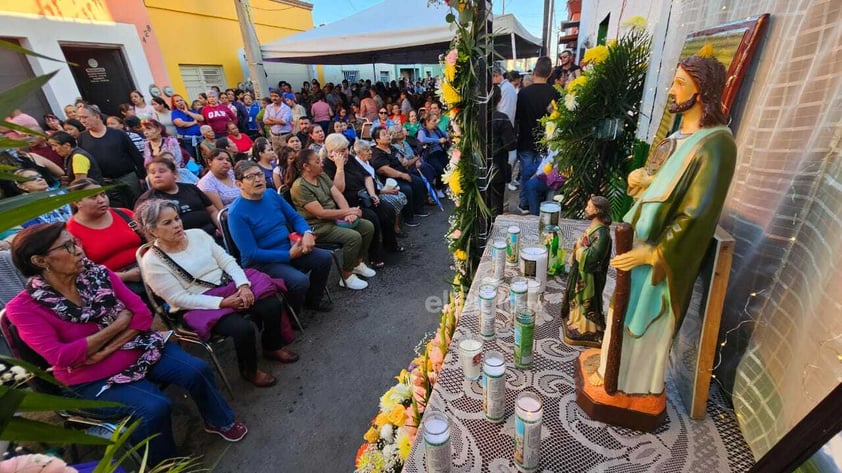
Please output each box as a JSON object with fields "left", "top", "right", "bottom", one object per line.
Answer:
{"left": 354, "top": 293, "right": 464, "bottom": 473}
{"left": 355, "top": 2, "right": 487, "bottom": 471}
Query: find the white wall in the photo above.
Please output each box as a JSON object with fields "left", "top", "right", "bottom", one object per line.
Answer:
{"left": 0, "top": 12, "right": 154, "bottom": 117}
{"left": 320, "top": 63, "right": 442, "bottom": 84}
{"left": 577, "top": 0, "right": 668, "bottom": 51}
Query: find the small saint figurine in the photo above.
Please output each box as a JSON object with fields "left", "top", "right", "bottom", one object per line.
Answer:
{"left": 574, "top": 45, "right": 737, "bottom": 431}
{"left": 561, "top": 195, "right": 612, "bottom": 347}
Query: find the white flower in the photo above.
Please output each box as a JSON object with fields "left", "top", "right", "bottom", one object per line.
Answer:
{"left": 9, "top": 365, "right": 29, "bottom": 382}
{"left": 380, "top": 424, "right": 395, "bottom": 443}
{"left": 545, "top": 121, "right": 558, "bottom": 139}
{"left": 564, "top": 94, "right": 579, "bottom": 111}
{"left": 382, "top": 444, "right": 399, "bottom": 469}
{"left": 0, "top": 363, "right": 6, "bottom": 372}
{"left": 1, "top": 372, "right": 12, "bottom": 382}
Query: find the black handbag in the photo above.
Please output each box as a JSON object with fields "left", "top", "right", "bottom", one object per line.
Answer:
{"left": 357, "top": 188, "right": 373, "bottom": 208}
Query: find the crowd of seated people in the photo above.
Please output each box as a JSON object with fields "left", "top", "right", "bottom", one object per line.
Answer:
{"left": 0, "top": 76, "right": 467, "bottom": 465}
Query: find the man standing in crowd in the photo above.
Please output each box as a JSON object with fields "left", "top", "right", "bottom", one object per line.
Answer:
{"left": 492, "top": 63, "right": 518, "bottom": 193}
{"left": 76, "top": 104, "right": 144, "bottom": 208}
{"left": 554, "top": 50, "right": 582, "bottom": 88}
{"left": 263, "top": 88, "right": 292, "bottom": 152}
{"left": 228, "top": 160, "right": 333, "bottom": 315}
{"left": 514, "top": 56, "right": 560, "bottom": 214}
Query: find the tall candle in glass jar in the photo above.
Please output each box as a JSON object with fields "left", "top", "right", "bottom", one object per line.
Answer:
{"left": 482, "top": 351, "right": 507, "bottom": 423}
{"left": 491, "top": 239, "right": 507, "bottom": 281}
{"left": 478, "top": 284, "right": 498, "bottom": 340}
{"left": 424, "top": 412, "right": 452, "bottom": 473}
{"left": 506, "top": 226, "right": 521, "bottom": 266}
{"left": 514, "top": 392, "right": 543, "bottom": 472}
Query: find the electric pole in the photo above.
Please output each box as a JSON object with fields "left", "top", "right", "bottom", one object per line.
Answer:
{"left": 541, "top": 0, "right": 554, "bottom": 57}
{"left": 235, "top": 0, "right": 269, "bottom": 99}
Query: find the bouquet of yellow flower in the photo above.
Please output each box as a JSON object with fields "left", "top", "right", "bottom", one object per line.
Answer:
{"left": 542, "top": 16, "right": 651, "bottom": 220}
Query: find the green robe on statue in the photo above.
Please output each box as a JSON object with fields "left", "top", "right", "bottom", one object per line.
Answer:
{"left": 597, "top": 125, "right": 736, "bottom": 395}
{"left": 561, "top": 223, "right": 611, "bottom": 345}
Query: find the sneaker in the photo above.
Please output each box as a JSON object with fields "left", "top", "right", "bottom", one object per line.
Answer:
{"left": 416, "top": 210, "right": 430, "bottom": 217}
{"left": 516, "top": 205, "right": 530, "bottom": 215}
{"left": 507, "top": 181, "right": 519, "bottom": 191}
{"left": 404, "top": 218, "right": 421, "bottom": 227}
{"left": 353, "top": 262, "right": 376, "bottom": 278}
{"left": 339, "top": 274, "right": 368, "bottom": 290}
{"left": 436, "top": 189, "right": 445, "bottom": 199}
{"left": 204, "top": 421, "right": 248, "bottom": 442}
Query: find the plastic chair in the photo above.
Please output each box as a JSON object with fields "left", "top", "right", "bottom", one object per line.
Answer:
{"left": 217, "top": 207, "right": 307, "bottom": 331}
{"left": 0, "top": 309, "right": 142, "bottom": 464}
{"left": 135, "top": 244, "right": 236, "bottom": 398}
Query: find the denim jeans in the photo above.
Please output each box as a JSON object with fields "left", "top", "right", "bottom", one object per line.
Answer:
{"left": 69, "top": 343, "right": 235, "bottom": 466}
{"left": 523, "top": 176, "right": 550, "bottom": 215}
{"left": 252, "top": 247, "right": 332, "bottom": 312}
{"left": 517, "top": 149, "right": 542, "bottom": 207}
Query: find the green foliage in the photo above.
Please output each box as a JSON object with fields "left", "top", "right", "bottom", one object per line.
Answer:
{"left": 0, "top": 185, "right": 111, "bottom": 233}
{"left": 544, "top": 28, "right": 652, "bottom": 221}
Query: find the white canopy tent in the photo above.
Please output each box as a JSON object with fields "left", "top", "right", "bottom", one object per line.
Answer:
{"left": 260, "top": 0, "right": 542, "bottom": 65}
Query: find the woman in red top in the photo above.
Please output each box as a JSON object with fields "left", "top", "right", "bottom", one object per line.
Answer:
{"left": 227, "top": 121, "right": 253, "bottom": 153}
{"left": 201, "top": 90, "right": 236, "bottom": 138}
{"left": 65, "top": 178, "right": 144, "bottom": 295}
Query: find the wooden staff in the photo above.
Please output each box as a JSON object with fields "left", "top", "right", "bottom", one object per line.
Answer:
{"left": 604, "top": 223, "right": 633, "bottom": 395}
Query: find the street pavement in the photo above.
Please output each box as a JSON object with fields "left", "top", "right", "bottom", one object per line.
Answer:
{"left": 172, "top": 200, "right": 455, "bottom": 472}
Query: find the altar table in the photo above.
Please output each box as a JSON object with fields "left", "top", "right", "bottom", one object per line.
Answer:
{"left": 403, "top": 215, "right": 754, "bottom": 473}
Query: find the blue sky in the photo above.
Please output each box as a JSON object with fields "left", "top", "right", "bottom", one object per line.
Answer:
{"left": 311, "top": 0, "right": 568, "bottom": 40}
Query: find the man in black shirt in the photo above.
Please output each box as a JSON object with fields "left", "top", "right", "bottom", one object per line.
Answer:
{"left": 76, "top": 105, "right": 145, "bottom": 208}
{"left": 515, "top": 56, "right": 560, "bottom": 213}
{"left": 370, "top": 127, "right": 428, "bottom": 227}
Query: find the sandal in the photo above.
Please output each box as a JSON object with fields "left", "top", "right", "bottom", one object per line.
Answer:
{"left": 370, "top": 260, "right": 386, "bottom": 269}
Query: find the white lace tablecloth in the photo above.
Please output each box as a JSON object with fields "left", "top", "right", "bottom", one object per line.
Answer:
{"left": 402, "top": 215, "right": 753, "bottom": 473}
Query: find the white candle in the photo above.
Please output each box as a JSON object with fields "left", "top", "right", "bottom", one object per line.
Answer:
{"left": 520, "top": 247, "right": 549, "bottom": 292}
{"left": 514, "top": 392, "right": 543, "bottom": 472}
{"left": 459, "top": 336, "right": 483, "bottom": 381}
{"left": 479, "top": 284, "right": 498, "bottom": 339}
{"left": 527, "top": 279, "right": 540, "bottom": 310}
{"left": 424, "top": 412, "right": 452, "bottom": 473}
{"left": 483, "top": 351, "right": 507, "bottom": 422}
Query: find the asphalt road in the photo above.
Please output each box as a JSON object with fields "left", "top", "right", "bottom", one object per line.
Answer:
{"left": 172, "top": 199, "right": 455, "bottom": 472}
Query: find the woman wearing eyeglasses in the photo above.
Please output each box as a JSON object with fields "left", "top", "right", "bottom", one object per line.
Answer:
{"left": 5, "top": 223, "right": 248, "bottom": 466}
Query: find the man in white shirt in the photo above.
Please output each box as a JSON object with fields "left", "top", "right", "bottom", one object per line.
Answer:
{"left": 492, "top": 63, "right": 519, "bottom": 193}
{"left": 263, "top": 88, "right": 292, "bottom": 151}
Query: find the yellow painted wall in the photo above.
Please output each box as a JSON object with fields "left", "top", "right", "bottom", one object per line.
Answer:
{"left": 145, "top": 0, "right": 314, "bottom": 100}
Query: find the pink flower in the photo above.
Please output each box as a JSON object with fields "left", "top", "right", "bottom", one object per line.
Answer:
{"left": 428, "top": 370, "right": 439, "bottom": 385}
{"left": 451, "top": 148, "right": 461, "bottom": 163}
{"left": 429, "top": 346, "right": 444, "bottom": 372}
{"left": 446, "top": 49, "right": 458, "bottom": 66}
{"left": 451, "top": 229, "right": 462, "bottom": 239}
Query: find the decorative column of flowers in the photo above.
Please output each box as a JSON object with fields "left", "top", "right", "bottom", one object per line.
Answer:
{"left": 354, "top": 2, "right": 486, "bottom": 471}
{"left": 437, "top": 0, "right": 488, "bottom": 292}
{"left": 542, "top": 17, "right": 652, "bottom": 220}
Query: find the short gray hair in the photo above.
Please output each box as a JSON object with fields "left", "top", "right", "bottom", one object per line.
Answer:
{"left": 353, "top": 139, "right": 372, "bottom": 155}
{"left": 134, "top": 198, "right": 180, "bottom": 239}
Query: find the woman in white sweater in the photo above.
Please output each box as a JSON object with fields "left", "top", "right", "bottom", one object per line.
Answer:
{"left": 136, "top": 199, "right": 299, "bottom": 388}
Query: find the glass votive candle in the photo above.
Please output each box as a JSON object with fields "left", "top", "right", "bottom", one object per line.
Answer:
{"left": 423, "top": 411, "right": 452, "bottom": 473}
{"left": 458, "top": 335, "right": 483, "bottom": 381}
{"left": 509, "top": 277, "right": 528, "bottom": 323}
{"left": 526, "top": 278, "right": 541, "bottom": 310}
{"left": 514, "top": 392, "right": 543, "bottom": 472}
{"left": 478, "top": 284, "right": 498, "bottom": 340}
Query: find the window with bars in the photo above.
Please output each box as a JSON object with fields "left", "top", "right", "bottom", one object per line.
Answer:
{"left": 342, "top": 70, "right": 359, "bottom": 83}
{"left": 178, "top": 65, "right": 227, "bottom": 102}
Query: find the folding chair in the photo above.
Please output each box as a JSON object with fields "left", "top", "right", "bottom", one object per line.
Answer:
{"left": 0, "top": 310, "right": 142, "bottom": 464}
{"left": 217, "top": 207, "right": 306, "bottom": 331}
{"left": 135, "top": 244, "right": 235, "bottom": 398}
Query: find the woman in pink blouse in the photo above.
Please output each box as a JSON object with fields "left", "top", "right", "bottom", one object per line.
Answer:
{"left": 5, "top": 223, "right": 247, "bottom": 466}
{"left": 309, "top": 92, "right": 333, "bottom": 138}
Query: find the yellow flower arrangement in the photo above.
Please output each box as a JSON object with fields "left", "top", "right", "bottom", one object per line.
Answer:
{"left": 364, "top": 426, "right": 379, "bottom": 443}
{"left": 448, "top": 168, "right": 462, "bottom": 195}
{"left": 440, "top": 81, "right": 462, "bottom": 106}
{"left": 396, "top": 429, "right": 413, "bottom": 461}
{"left": 566, "top": 75, "right": 588, "bottom": 94}
{"left": 375, "top": 412, "right": 390, "bottom": 428}
{"left": 388, "top": 405, "right": 407, "bottom": 426}
{"left": 583, "top": 45, "right": 609, "bottom": 65}
{"left": 444, "top": 63, "right": 456, "bottom": 82}
{"left": 454, "top": 249, "right": 468, "bottom": 261}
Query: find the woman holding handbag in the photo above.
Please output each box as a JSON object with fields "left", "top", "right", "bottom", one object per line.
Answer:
{"left": 136, "top": 198, "right": 299, "bottom": 388}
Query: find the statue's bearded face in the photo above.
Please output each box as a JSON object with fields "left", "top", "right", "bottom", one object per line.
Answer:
{"left": 668, "top": 65, "right": 700, "bottom": 114}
